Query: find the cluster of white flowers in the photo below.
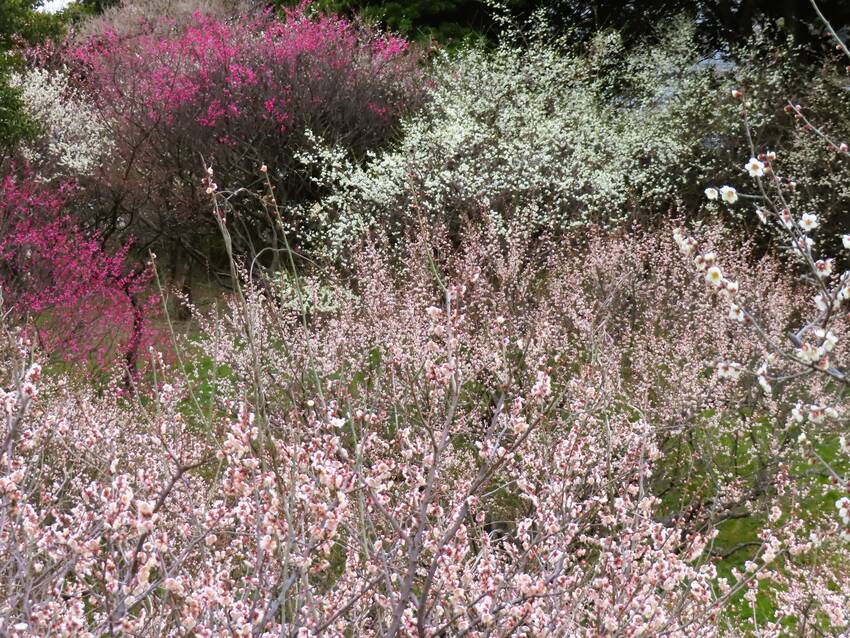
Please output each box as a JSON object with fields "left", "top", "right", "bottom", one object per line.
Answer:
{"left": 11, "top": 67, "right": 112, "bottom": 177}
{"left": 704, "top": 185, "right": 738, "bottom": 204}
{"left": 791, "top": 328, "right": 839, "bottom": 369}
{"left": 297, "top": 21, "right": 721, "bottom": 257}
{"left": 790, "top": 401, "right": 840, "bottom": 426}
{"left": 674, "top": 230, "right": 740, "bottom": 297}
{"left": 696, "top": 110, "right": 850, "bottom": 538}
{"left": 837, "top": 497, "right": 850, "bottom": 526}
{"left": 716, "top": 361, "right": 742, "bottom": 379}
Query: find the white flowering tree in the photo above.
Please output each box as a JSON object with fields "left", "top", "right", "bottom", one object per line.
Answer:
{"left": 294, "top": 19, "right": 736, "bottom": 258}
{"left": 10, "top": 67, "right": 113, "bottom": 179}
{"left": 672, "top": 6, "right": 850, "bottom": 629}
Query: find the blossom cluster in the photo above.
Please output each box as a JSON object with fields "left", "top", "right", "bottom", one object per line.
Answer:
{"left": 294, "top": 21, "right": 729, "bottom": 257}
{"left": 0, "top": 171, "right": 156, "bottom": 366}
{"left": 9, "top": 67, "right": 112, "bottom": 178}
{"left": 55, "top": 4, "right": 421, "bottom": 256}
{"left": 0, "top": 212, "right": 847, "bottom": 633}
{"left": 675, "top": 72, "right": 850, "bottom": 590}
{"left": 2, "top": 3, "right": 850, "bottom": 634}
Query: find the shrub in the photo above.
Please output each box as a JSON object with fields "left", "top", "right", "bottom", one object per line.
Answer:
{"left": 294, "top": 19, "right": 740, "bottom": 257}
{"left": 60, "top": 4, "right": 422, "bottom": 278}
{"left": 0, "top": 0, "right": 64, "bottom": 154}
{"left": 2, "top": 214, "right": 848, "bottom": 634}
{"left": 0, "top": 170, "right": 154, "bottom": 368}
{"left": 294, "top": 17, "right": 850, "bottom": 262}
{"left": 9, "top": 67, "right": 113, "bottom": 179}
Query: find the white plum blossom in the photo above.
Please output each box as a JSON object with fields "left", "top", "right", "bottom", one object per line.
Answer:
{"left": 808, "top": 405, "right": 827, "bottom": 424}
{"left": 799, "top": 213, "right": 819, "bottom": 232}
{"left": 795, "top": 342, "right": 820, "bottom": 364}
{"left": 816, "top": 328, "right": 839, "bottom": 351}
{"left": 705, "top": 266, "right": 724, "bottom": 287}
{"left": 704, "top": 187, "right": 719, "bottom": 200}
{"left": 745, "top": 157, "right": 765, "bottom": 177}
{"left": 728, "top": 304, "right": 745, "bottom": 322}
{"left": 719, "top": 186, "right": 738, "bottom": 204}
{"left": 837, "top": 497, "right": 850, "bottom": 526}
{"left": 716, "top": 361, "right": 742, "bottom": 379}
{"left": 676, "top": 235, "right": 697, "bottom": 256}
{"left": 10, "top": 67, "right": 113, "bottom": 178}
{"left": 843, "top": 234, "right": 850, "bottom": 250}
{"left": 814, "top": 259, "right": 834, "bottom": 279}
{"left": 792, "top": 236, "right": 815, "bottom": 255}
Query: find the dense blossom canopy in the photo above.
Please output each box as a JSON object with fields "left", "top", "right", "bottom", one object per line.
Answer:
{"left": 1, "top": 1, "right": 850, "bottom": 635}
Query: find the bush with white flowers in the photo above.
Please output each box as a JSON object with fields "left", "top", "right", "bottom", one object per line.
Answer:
{"left": 296, "top": 19, "right": 734, "bottom": 257}
{"left": 10, "top": 67, "right": 112, "bottom": 178}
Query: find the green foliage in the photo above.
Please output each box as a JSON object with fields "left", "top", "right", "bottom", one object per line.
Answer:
{"left": 0, "top": 72, "right": 36, "bottom": 152}
{"left": 314, "top": 0, "right": 491, "bottom": 44}
{"left": 0, "top": 0, "right": 63, "bottom": 47}
{"left": 284, "top": 0, "right": 545, "bottom": 46}
{"left": 279, "top": 0, "right": 850, "bottom": 54}
{"left": 57, "top": 0, "right": 120, "bottom": 23}
{"left": 0, "top": 0, "right": 64, "bottom": 152}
